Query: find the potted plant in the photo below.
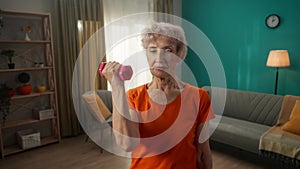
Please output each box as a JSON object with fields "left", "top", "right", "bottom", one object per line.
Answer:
{"left": 1, "top": 49, "right": 15, "bottom": 69}
{"left": 0, "top": 84, "right": 12, "bottom": 124}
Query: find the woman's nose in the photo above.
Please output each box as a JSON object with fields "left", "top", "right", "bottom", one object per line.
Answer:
{"left": 156, "top": 49, "right": 165, "bottom": 61}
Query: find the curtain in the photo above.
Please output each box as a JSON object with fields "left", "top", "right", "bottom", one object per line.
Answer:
{"left": 54, "top": 0, "right": 106, "bottom": 137}
{"left": 153, "top": 0, "right": 174, "bottom": 22}
{"left": 54, "top": 0, "right": 173, "bottom": 137}
{"left": 103, "top": 0, "right": 154, "bottom": 90}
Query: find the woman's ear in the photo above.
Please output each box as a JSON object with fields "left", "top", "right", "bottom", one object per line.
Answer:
{"left": 172, "top": 53, "right": 184, "bottom": 65}
{"left": 177, "top": 44, "right": 187, "bottom": 61}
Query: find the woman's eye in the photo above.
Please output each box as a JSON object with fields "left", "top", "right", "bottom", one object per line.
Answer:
{"left": 164, "top": 49, "right": 173, "bottom": 53}
{"left": 149, "top": 48, "right": 157, "bottom": 53}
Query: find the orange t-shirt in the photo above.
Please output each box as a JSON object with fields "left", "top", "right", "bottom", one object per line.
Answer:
{"left": 126, "top": 83, "right": 214, "bottom": 169}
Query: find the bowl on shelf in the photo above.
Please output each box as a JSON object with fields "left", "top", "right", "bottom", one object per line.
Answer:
{"left": 18, "top": 84, "right": 32, "bottom": 95}
{"left": 36, "top": 85, "right": 46, "bottom": 93}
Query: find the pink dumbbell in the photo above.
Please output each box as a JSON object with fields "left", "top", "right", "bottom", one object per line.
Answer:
{"left": 98, "top": 62, "right": 133, "bottom": 81}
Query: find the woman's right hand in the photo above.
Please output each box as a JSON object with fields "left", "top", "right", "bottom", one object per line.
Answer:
{"left": 101, "top": 61, "right": 123, "bottom": 86}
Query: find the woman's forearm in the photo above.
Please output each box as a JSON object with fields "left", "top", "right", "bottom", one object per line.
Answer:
{"left": 111, "top": 84, "right": 140, "bottom": 151}
{"left": 197, "top": 149, "right": 213, "bottom": 169}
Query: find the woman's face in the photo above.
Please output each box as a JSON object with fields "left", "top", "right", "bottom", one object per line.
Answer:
{"left": 146, "top": 36, "right": 183, "bottom": 79}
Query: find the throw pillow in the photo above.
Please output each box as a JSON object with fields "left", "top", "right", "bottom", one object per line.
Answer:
{"left": 276, "top": 96, "right": 300, "bottom": 125}
{"left": 281, "top": 100, "right": 300, "bottom": 135}
{"left": 289, "top": 100, "right": 300, "bottom": 120}
{"left": 282, "top": 117, "right": 300, "bottom": 135}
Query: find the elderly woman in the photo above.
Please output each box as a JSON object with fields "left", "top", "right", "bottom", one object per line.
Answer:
{"left": 102, "top": 22, "right": 214, "bottom": 169}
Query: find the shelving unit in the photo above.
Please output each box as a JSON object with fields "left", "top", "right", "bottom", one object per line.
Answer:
{"left": 0, "top": 10, "right": 60, "bottom": 158}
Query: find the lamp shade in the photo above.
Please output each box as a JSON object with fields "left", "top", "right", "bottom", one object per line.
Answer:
{"left": 266, "top": 50, "right": 290, "bottom": 67}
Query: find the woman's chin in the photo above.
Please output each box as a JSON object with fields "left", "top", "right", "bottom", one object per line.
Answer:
{"left": 151, "top": 69, "right": 172, "bottom": 78}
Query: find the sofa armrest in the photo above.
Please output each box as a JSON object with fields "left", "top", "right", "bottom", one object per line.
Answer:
{"left": 277, "top": 95, "right": 300, "bottom": 126}
{"left": 82, "top": 90, "right": 112, "bottom": 123}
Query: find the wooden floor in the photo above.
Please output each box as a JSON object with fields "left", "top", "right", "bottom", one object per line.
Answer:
{"left": 0, "top": 134, "right": 285, "bottom": 169}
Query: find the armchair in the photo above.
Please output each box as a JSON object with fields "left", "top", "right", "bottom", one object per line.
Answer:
{"left": 82, "top": 90, "right": 113, "bottom": 153}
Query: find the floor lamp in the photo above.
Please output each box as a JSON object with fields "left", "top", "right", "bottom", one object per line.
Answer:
{"left": 266, "top": 50, "right": 290, "bottom": 95}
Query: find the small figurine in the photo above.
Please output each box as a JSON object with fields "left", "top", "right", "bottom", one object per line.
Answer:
{"left": 22, "top": 25, "right": 31, "bottom": 41}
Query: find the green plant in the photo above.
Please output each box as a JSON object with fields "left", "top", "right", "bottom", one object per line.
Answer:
{"left": 1, "top": 49, "right": 15, "bottom": 63}
{"left": 0, "top": 84, "right": 11, "bottom": 124}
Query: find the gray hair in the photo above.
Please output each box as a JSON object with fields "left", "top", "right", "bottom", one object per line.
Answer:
{"left": 141, "top": 22, "right": 187, "bottom": 59}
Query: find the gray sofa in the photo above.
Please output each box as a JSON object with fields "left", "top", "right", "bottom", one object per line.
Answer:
{"left": 202, "top": 86, "right": 283, "bottom": 154}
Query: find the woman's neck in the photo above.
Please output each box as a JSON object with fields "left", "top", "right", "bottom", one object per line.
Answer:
{"left": 148, "top": 76, "right": 180, "bottom": 89}
{"left": 147, "top": 76, "right": 184, "bottom": 103}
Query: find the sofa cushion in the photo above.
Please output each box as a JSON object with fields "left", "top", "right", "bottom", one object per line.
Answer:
{"left": 96, "top": 90, "right": 113, "bottom": 112}
{"left": 203, "top": 86, "right": 283, "bottom": 126}
{"left": 210, "top": 115, "right": 271, "bottom": 153}
{"left": 259, "top": 126, "right": 300, "bottom": 159}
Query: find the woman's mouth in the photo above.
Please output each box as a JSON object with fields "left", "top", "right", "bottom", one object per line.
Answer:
{"left": 153, "top": 67, "right": 166, "bottom": 71}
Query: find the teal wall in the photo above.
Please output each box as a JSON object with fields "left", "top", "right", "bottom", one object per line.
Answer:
{"left": 182, "top": 0, "right": 300, "bottom": 96}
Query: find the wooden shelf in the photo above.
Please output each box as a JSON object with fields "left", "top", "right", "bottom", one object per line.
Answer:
{"left": 0, "top": 67, "right": 52, "bottom": 73}
{"left": 11, "top": 91, "right": 55, "bottom": 100}
{"left": 0, "top": 10, "right": 60, "bottom": 159}
{"left": 0, "top": 40, "right": 51, "bottom": 44}
{"left": 0, "top": 10, "right": 50, "bottom": 17}
{"left": 1, "top": 117, "right": 56, "bottom": 129}
{"left": 3, "top": 136, "right": 59, "bottom": 156}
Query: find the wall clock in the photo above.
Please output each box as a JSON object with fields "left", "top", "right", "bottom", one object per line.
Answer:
{"left": 265, "top": 14, "right": 280, "bottom": 29}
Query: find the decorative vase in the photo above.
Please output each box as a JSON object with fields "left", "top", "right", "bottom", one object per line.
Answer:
{"left": 24, "top": 32, "right": 31, "bottom": 41}
{"left": 9, "top": 88, "right": 15, "bottom": 97}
